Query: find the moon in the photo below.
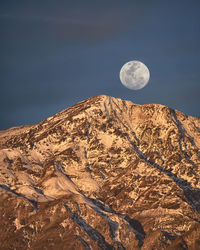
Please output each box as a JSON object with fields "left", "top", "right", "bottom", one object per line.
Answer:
{"left": 119, "top": 60, "right": 150, "bottom": 90}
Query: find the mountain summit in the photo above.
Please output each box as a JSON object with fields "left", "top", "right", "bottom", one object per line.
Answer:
{"left": 0, "top": 95, "right": 200, "bottom": 249}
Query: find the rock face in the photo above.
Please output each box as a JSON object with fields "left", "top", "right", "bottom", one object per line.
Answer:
{"left": 0, "top": 95, "right": 200, "bottom": 249}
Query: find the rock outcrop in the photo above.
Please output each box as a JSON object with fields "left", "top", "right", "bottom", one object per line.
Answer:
{"left": 0, "top": 95, "right": 200, "bottom": 249}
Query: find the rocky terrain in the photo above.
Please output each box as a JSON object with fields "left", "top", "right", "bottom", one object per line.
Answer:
{"left": 0, "top": 95, "right": 200, "bottom": 249}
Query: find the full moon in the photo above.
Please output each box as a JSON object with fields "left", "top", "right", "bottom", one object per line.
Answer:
{"left": 119, "top": 60, "right": 150, "bottom": 90}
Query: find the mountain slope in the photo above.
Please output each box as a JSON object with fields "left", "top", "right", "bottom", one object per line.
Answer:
{"left": 0, "top": 95, "right": 200, "bottom": 249}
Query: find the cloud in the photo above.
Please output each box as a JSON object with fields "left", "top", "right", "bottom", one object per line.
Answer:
{"left": 0, "top": 2, "right": 147, "bottom": 44}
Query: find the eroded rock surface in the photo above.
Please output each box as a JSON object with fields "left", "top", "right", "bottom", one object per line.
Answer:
{"left": 0, "top": 95, "right": 200, "bottom": 249}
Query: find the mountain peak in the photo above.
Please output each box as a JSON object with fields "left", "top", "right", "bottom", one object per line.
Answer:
{"left": 0, "top": 96, "right": 200, "bottom": 249}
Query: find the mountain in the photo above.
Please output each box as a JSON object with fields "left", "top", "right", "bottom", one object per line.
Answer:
{"left": 0, "top": 95, "right": 200, "bottom": 249}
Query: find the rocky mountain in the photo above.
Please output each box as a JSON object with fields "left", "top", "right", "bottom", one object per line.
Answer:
{"left": 0, "top": 95, "right": 200, "bottom": 249}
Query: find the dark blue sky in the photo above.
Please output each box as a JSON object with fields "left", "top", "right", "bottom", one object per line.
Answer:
{"left": 1, "top": 0, "right": 200, "bottom": 129}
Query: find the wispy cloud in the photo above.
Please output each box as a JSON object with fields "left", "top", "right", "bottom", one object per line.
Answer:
{"left": 0, "top": 13, "right": 87, "bottom": 24}
{"left": 0, "top": 2, "right": 148, "bottom": 44}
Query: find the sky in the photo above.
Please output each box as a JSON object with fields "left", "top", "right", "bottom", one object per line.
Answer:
{"left": 1, "top": 0, "right": 200, "bottom": 130}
